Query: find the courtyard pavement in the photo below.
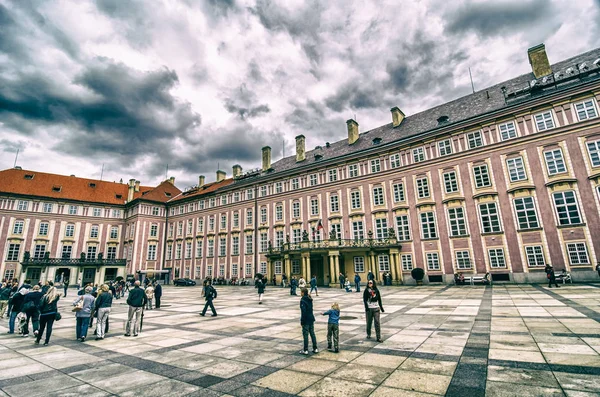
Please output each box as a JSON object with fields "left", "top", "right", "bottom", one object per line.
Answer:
{"left": 0, "top": 283, "right": 599, "bottom": 396}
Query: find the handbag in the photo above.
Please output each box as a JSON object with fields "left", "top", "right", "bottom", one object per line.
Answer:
{"left": 72, "top": 299, "right": 83, "bottom": 312}
{"left": 55, "top": 312, "right": 62, "bottom": 321}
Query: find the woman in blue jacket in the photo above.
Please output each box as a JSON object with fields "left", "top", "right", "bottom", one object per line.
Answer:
{"left": 299, "top": 288, "right": 318, "bottom": 355}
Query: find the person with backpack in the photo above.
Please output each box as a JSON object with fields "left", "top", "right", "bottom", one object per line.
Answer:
{"left": 125, "top": 281, "right": 147, "bottom": 337}
{"left": 299, "top": 288, "right": 318, "bottom": 355}
{"left": 354, "top": 273, "right": 361, "bottom": 293}
{"left": 310, "top": 275, "right": 319, "bottom": 297}
{"left": 35, "top": 286, "right": 60, "bottom": 345}
{"left": 22, "top": 285, "right": 43, "bottom": 338}
{"left": 255, "top": 275, "right": 266, "bottom": 304}
{"left": 200, "top": 279, "right": 217, "bottom": 317}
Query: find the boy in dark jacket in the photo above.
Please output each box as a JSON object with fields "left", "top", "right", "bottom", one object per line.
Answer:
{"left": 154, "top": 283, "right": 162, "bottom": 308}
{"left": 255, "top": 276, "right": 266, "bottom": 304}
{"left": 299, "top": 288, "right": 318, "bottom": 355}
{"left": 200, "top": 280, "right": 217, "bottom": 317}
{"left": 290, "top": 277, "right": 298, "bottom": 296}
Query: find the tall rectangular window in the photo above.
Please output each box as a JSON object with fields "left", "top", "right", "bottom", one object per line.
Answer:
{"left": 310, "top": 198, "right": 319, "bottom": 216}
{"left": 416, "top": 177, "right": 430, "bottom": 198}
{"left": 291, "top": 178, "right": 299, "bottom": 190}
{"left": 534, "top": 111, "right": 555, "bottom": 131}
{"left": 330, "top": 195, "right": 339, "bottom": 212}
{"left": 232, "top": 264, "right": 238, "bottom": 276}
{"left": 331, "top": 224, "right": 341, "bottom": 239}
{"left": 232, "top": 236, "right": 239, "bottom": 256}
{"left": 350, "top": 191, "right": 361, "bottom": 209}
{"left": 292, "top": 201, "right": 300, "bottom": 218}
{"left": 420, "top": 212, "right": 437, "bottom": 239}
{"left": 354, "top": 257, "right": 365, "bottom": 273}
{"left": 38, "top": 222, "right": 49, "bottom": 236}
{"left": 90, "top": 225, "right": 99, "bottom": 238}
{"left": 348, "top": 164, "right": 359, "bottom": 177}
{"left": 575, "top": 100, "right": 597, "bottom": 121}
{"left": 447, "top": 207, "right": 467, "bottom": 236}
{"left": 219, "top": 237, "right": 227, "bottom": 256}
{"left": 292, "top": 259, "right": 301, "bottom": 274}
{"left": 275, "top": 182, "right": 283, "bottom": 193}
{"left": 479, "top": 202, "right": 502, "bottom": 233}
{"left": 371, "top": 159, "right": 381, "bottom": 173}
{"left": 275, "top": 204, "right": 283, "bottom": 221}
{"left": 197, "top": 218, "right": 204, "bottom": 233}
{"left": 413, "top": 147, "right": 425, "bottom": 163}
{"left": 514, "top": 197, "right": 539, "bottom": 229}
{"left": 393, "top": 183, "right": 405, "bottom": 203}
{"left": 310, "top": 174, "right": 318, "bottom": 186}
{"left": 389, "top": 154, "right": 401, "bottom": 168}
{"left": 544, "top": 149, "right": 567, "bottom": 175}
{"left": 378, "top": 255, "right": 390, "bottom": 271}
{"left": 247, "top": 189, "right": 254, "bottom": 199}
{"left": 506, "top": 157, "right": 527, "bottom": 182}
{"left": 375, "top": 218, "right": 387, "bottom": 240}
{"left": 328, "top": 169, "right": 337, "bottom": 182}
{"left": 401, "top": 254, "right": 413, "bottom": 271}
{"left": 566, "top": 243, "right": 589, "bottom": 265}
{"left": 473, "top": 164, "right": 491, "bottom": 188}
{"left": 6, "top": 244, "right": 20, "bottom": 261}
{"left": 13, "top": 220, "right": 24, "bottom": 234}
{"left": 233, "top": 212, "right": 239, "bottom": 227}
{"left": 260, "top": 207, "right": 267, "bottom": 223}
{"left": 245, "top": 263, "right": 252, "bottom": 277}
{"left": 150, "top": 224, "right": 158, "bottom": 237}
{"left": 438, "top": 139, "right": 452, "bottom": 156}
{"left": 221, "top": 215, "right": 227, "bottom": 229}
{"left": 110, "top": 226, "right": 118, "bottom": 239}
{"left": 178, "top": 221, "right": 184, "bottom": 235}
{"left": 292, "top": 229, "right": 302, "bottom": 243}
{"left": 275, "top": 230, "right": 284, "bottom": 248}
{"left": 207, "top": 240, "right": 214, "bottom": 257}
{"left": 499, "top": 121, "right": 517, "bottom": 140}
{"left": 196, "top": 240, "right": 203, "bottom": 257}
{"left": 166, "top": 244, "right": 172, "bottom": 260}
{"left": 552, "top": 191, "right": 581, "bottom": 225}
{"left": 260, "top": 233, "right": 268, "bottom": 252}
{"left": 488, "top": 249, "right": 506, "bottom": 268}
{"left": 148, "top": 245, "right": 157, "bottom": 261}
{"left": 176, "top": 243, "right": 182, "bottom": 259}
{"left": 352, "top": 221, "right": 364, "bottom": 240}
{"left": 246, "top": 210, "right": 253, "bottom": 226}
{"left": 188, "top": 219, "right": 194, "bottom": 234}
{"left": 106, "top": 246, "right": 116, "bottom": 260}
{"left": 62, "top": 245, "right": 73, "bottom": 259}
{"left": 245, "top": 234, "right": 253, "bottom": 254}
{"left": 395, "top": 215, "right": 411, "bottom": 241}
{"left": 86, "top": 245, "right": 96, "bottom": 260}
{"left": 373, "top": 186, "right": 385, "bottom": 206}
{"left": 233, "top": 192, "right": 240, "bottom": 202}
{"left": 455, "top": 251, "right": 471, "bottom": 269}
{"left": 586, "top": 139, "right": 600, "bottom": 167}
{"left": 443, "top": 171, "right": 458, "bottom": 193}
{"left": 65, "top": 224, "right": 75, "bottom": 237}
{"left": 525, "top": 246, "right": 545, "bottom": 267}
{"left": 467, "top": 131, "right": 483, "bottom": 149}
{"left": 426, "top": 252, "right": 440, "bottom": 270}
{"left": 260, "top": 186, "right": 267, "bottom": 197}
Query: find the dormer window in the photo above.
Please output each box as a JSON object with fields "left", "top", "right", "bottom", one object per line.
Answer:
{"left": 89, "top": 183, "right": 96, "bottom": 188}
{"left": 164, "top": 192, "right": 172, "bottom": 197}
{"left": 372, "top": 138, "right": 382, "bottom": 145}
{"left": 314, "top": 154, "right": 323, "bottom": 161}
{"left": 24, "top": 174, "right": 34, "bottom": 180}
{"left": 52, "top": 186, "right": 62, "bottom": 192}
{"left": 115, "top": 194, "right": 122, "bottom": 199}
{"left": 437, "top": 115, "right": 449, "bottom": 125}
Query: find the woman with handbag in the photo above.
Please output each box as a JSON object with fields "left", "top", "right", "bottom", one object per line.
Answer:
{"left": 22, "top": 285, "right": 43, "bottom": 338}
{"left": 73, "top": 286, "right": 95, "bottom": 342}
{"left": 36, "top": 286, "right": 60, "bottom": 345}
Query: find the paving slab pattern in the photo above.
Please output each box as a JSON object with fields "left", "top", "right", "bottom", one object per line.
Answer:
{"left": 1, "top": 283, "right": 600, "bottom": 396}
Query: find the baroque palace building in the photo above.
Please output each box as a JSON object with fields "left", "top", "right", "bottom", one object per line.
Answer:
{"left": 1, "top": 44, "right": 600, "bottom": 286}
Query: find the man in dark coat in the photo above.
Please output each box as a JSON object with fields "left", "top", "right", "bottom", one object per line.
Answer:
{"left": 200, "top": 280, "right": 217, "bottom": 317}
{"left": 545, "top": 264, "right": 560, "bottom": 288}
{"left": 154, "top": 282, "right": 162, "bottom": 308}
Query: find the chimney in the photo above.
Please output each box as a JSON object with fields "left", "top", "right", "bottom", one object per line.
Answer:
{"left": 295, "top": 135, "right": 306, "bottom": 162}
{"left": 134, "top": 180, "right": 140, "bottom": 192}
{"left": 168, "top": 176, "right": 175, "bottom": 185}
{"left": 216, "top": 170, "right": 226, "bottom": 182}
{"left": 232, "top": 165, "right": 242, "bottom": 179}
{"left": 391, "top": 107, "right": 405, "bottom": 128}
{"left": 262, "top": 146, "right": 271, "bottom": 171}
{"left": 127, "top": 178, "right": 135, "bottom": 202}
{"left": 198, "top": 175, "right": 205, "bottom": 187}
{"left": 346, "top": 119, "right": 359, "bottom": 145}
{"left": 528, "top": 44, "right": 552, "bottom": 78}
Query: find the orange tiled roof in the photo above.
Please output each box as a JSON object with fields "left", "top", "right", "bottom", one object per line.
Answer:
{"left": 139, "top": 180, "right": 182, "bottom": 203}
{"left": 168, "top": 178, "right": 234, "bottom": 202}
{"left": 0, "top": 168, "right": 178, "bottom": 206}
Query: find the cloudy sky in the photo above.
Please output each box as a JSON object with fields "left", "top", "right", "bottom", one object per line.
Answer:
{"left": 1, "top": 0, "right": 600, "bottom": 188}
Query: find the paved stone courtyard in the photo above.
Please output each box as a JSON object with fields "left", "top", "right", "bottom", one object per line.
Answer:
{"left": 0, "top": 283, "right": 600, "bottom": 397}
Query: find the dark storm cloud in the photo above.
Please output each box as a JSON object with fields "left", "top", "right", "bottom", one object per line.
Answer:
{"left": 223, "top": 84, "right": 270, "bottom": 120}
{"left": 324, "top": 83, "right": 380, "bottom": 113}
{"left": 0, "top": 139, "right": 24, "bottom": 153}
{"left": 0, "top": 57, "right": 201, "bottom": 161}
{"left": 285, "top": 100, "right": 346, "bottom": 139}
{"left": 445, "top": 0, "right": 552, "bottom": 36}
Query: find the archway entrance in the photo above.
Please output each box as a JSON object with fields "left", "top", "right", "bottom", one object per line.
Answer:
{"left": 55, "top": 268, "right": 71, "bottom": 284}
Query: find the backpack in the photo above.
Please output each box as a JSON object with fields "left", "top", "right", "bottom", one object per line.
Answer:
{"left": 211, "top": 286, "right": 217, "bottom": 299}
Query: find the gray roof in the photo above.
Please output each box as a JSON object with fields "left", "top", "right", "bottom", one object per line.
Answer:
{"left": 261, "top": 47, "right": 600, "bottom": 175}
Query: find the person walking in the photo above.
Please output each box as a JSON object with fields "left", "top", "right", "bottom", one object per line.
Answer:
{"left": 6, "top": 281, "right": 18, "bottom": 319}
{"left": 63, "top": 279, "right": 69, "bottom": 297}
{"left": 145, "top": 283, "right": 154, "bottom": 310}
{"left": 299, "top": 288, "right": 318, "bottom": 355}
{"left": 322, "top": 302, "right": 340, "bottom": 353}
{"left": 22, "top": 285, "right": 43, "bottom": 338}
{"left": 354, "top": 273, "right": 361, "bottom": 293}
{"left": 545, "top": 264, "right": 560, "bottom": 288}
{"left": 282, "top": 274, "right": 288, "bottom": 288}
{"left": 154, "top": 282, "right": 162, "bottom": 309}
{"left": 125, "top": 281, "right": 147, "bottom": 337}
{"left": 367, "top": 271, "right": 375, "bottom": 282}
{"left": 255, "top": 275, "right": 266, "bottom": 304}
{"left": 309, "top": 275, "right": 319, "bottom": 297}
{"left": 94, "top": 284, "right": 112, "bottom": 340}
{"left": 73, "top": 286, "right": 95, "bottom": 341}
{"left": 35, "top": 285, "right": 60, "bottom": 346}
{"left": 8, "top": 287, "right": 27, "bottom": 334}
{"left": 200, "top": 279, "right": 217, "bottom": 317}
{"left": 363, "top": 280, "right": 385, "bottom": 342}
{"left": 338, "top": 272, "right": 344, "bottom": 289}
{"left": 0, "top": 282, "right": 10, "bottom": 318}
{"left": 290, "top": 276, "right": 298, "bottom": 296}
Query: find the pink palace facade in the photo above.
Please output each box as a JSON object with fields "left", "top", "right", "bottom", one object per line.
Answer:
{"left": 1, "top": 44, "right": 600, "bottom": 286}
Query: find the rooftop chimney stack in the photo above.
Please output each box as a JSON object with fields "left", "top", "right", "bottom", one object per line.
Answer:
{"left": 262, "top": 146, "right": 271, "bottom": 171}
{"left": 528, "top": 44, "right": 552, "bottom": 78}
{"left": 347, "top": 119, "right": 359, "bottom": 145}
{"left": 127, "top": 178, "right": 135, "bottom": 202}
{"left": 216, "top": 170, "right": 226, "bottom": 182}
{"left": 198, "top": 175, "right": 205, "bottom": 188}
{"left": 168, "top": 176, "right": 175, "bottom": 185}
{"left": 295, "top": 135, "right": 306, "bottom": 162}
{"left": 134, "top": 180, "right": 140, "bottom": 192}
{"left": 391, "top": 107, "right": 405, "bottom": 128}
{"left": 232, "top": 165, "right": 242, "bottom": 178}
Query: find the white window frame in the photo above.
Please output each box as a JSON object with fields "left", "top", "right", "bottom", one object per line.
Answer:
{"left": 328, "top": 169, "right": 338, "bottom": 182}
{"left": 350, "top": 190, "right": 361, "bottom": 209}
{"left": 395, "top": 215, "right": 411, "bottom": 241}
{"left": 552, "top": 191, "right": 582, "bottom": 225}
{"left": 373, "top": 186, "right": 385, "bottom": 206}
{"left": 438, "top": 139, "right": 453, "bottom": 156}
{"left": 513, "top": 197, "right": 540, "bottom": 230}
{"left": 292, "top": 201, "right": 300, "bottom": 218}
{"left": 447, "top": 207, "right": 467, "bottom": 237}
{"left": 455, "top": 250, "right": 472, "bottom": 269}
{"left": 506, "top": 157, "right": 527, "bottom": 182}
{"left": 443, "top": 171, "right": 459, "bottom": 193}
{"left": 354, "top": 257, "right": 365, "bottom": 273}
{"left": 534, "top": 111, "right": 555, "bottom": 131}
{"left": 499, "top": 121, "right": 517, "bottom": 141}
{"left": 566, "top": 242, "right": 590, "bottom": 265}
{"left": 348, "top": 164, "right": 359, "bottom": 178}
{"left": 310, "top": 174, "right": 318, "bottom": 186}
{"left": 575, "top": 99, "right": 597, "bottom": 121}
{"left": 426, "top": 252, "right": 440, "bottom": 270}
{"left": 525, "top": 246, "right": 545, "bottom": 267}
{"left": 390, "top": 154, "right": 401, "bottom": 168}
{"left": 467, "top": 131, "right": 483, "bottom": 149}
{"left": 420, "top": 211, "right": 437, "bottom": 239}
{"left": 371, "top": 159, "right": 381, "bottom": 173}
{"left": 401, "top": 254, "right": 413, "bottom": 271}
{"left": 330, "top": 195, "right": 339, "bottom": 212}
{"left": 488, "top": 248, "right": 506, "bottom": 268}
{"left": 413, "top": 147, "right": 425, "bottom": 163}
{"left": 586, "top": 139, "right": 600, "bottom": 167}
{"left": 544, "top": 149, "right": 567, "bottom": 175}
{"left": 479, "top": 202, "right": 502, "bottom": 233}
{"left": 13, "top": 220, "right": 24, "bottom": 235}
{"left": 378, "top": 254, "right": 390, "bottom": 272}
{"left": 393, "top": 183, "right": 405, "bottom": 203}
{"left": 416, "top": 176, "right": 430, "bottom": 198}
{"left": 473, "top": 164, "right": 491, "bottom": 188}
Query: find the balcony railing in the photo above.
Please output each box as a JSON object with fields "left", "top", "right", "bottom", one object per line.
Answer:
{"left": 21, "top": 257, "right": 127, "bottom": 267}
{"left": 266, "top": 237, "right": 401, "bottom": 257}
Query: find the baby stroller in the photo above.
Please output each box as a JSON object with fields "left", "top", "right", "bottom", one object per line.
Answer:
{"left": 17, "top": 312, "right": 27, "bottom": 335}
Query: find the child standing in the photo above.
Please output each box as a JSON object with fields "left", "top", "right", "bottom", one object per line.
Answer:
{"left": 299, "top": 288, "right": 318, "bottom": 355}
{"left": 322, "top": 303, "right": 340, "bottom": 353}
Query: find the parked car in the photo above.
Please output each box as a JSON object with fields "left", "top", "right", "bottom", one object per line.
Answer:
{"left": 174, "top": 278, "right": 197, "bottom": 286}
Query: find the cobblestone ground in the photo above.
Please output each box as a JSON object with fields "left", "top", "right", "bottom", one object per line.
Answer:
{"left": 0, "top": 283, "right": 599, "bottom": 396}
